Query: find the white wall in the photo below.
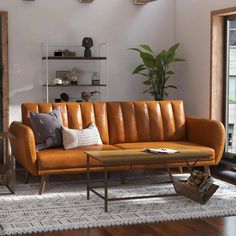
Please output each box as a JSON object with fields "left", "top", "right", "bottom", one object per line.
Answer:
{"left": 0, "top": 0, "right": 176, "bottom": 122}
{"left": 175, "top": 0, "right": 236, "bottom": 117}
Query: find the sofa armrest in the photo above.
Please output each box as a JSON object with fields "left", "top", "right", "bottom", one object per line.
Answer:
{"left": 9, "top": 121, "right": 38, "bottom": 176}
{"left": 186, "top": 116, "right": 226, "bottom": 165}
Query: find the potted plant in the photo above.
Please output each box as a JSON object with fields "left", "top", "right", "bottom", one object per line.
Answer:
{"left": 130, "top": 43, "right": 184, "bottom": 100}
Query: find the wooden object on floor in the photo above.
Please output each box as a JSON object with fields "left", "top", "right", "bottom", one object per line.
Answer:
{"left": 0, "top": 132, "right": 15, "bottom": 194}
{"left": 172, "top": 178, "right": 218, "bottom": 204}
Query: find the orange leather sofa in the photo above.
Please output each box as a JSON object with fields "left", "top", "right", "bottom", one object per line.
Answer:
{"left": 9, "top": 100, "right": 225, "bottom": 194}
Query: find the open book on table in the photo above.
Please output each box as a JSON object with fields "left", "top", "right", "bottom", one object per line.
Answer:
{"left": 143, "top": 148, "right": 179, "bottom": 154}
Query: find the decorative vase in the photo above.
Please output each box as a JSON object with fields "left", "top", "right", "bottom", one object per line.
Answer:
{"left": 91, "top": 72, "right": 100, "bottom": 85}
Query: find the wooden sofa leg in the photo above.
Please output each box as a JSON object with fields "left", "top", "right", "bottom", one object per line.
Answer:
{"left": 25, "top": 172, "right": 30, "bottom": 184}
{"left": 204, "top": 166, "right": 211, "bottom": 176}
{"left": 178, "top": 167, "right": 183, "bottom": 174}
{"left": 39, "top": 175, "right": 47, "bottom": 195}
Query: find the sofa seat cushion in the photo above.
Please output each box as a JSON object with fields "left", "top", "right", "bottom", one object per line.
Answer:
{"left": 114, "top": 141, "right": 215, "bottom": 166}
{"left": 37, "top": 145, "right": 120, "bottom": 171}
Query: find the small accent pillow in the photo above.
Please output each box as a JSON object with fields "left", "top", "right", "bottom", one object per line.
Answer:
{"left": 62, "top": 123, "right": 103, "bottom": 150}
{"left": 29, "top": 108, "right": 63, "bottom": 151}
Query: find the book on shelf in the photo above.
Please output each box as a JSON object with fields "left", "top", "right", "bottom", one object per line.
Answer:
{"left": 143, "top": 148, "right": 179, "bottom": 154}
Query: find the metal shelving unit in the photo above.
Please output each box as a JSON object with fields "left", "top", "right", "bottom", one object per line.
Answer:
{"left": 42, "top": 43, "right": 108, "bottom": 102}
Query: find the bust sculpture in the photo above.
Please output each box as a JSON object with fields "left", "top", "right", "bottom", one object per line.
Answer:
{"left": 82, "top": 37, "right": 93, "bottom": 57}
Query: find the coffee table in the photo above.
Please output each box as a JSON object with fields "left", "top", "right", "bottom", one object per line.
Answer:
{"left": 86, "top": 149, "right": 215, "bottom": 212}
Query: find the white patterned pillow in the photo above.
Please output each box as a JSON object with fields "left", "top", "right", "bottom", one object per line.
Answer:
{"left": 62, "top": 122, "right": 103, "bottom": 149}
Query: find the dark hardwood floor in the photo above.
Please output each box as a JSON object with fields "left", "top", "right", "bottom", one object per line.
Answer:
{"left": 19, "top": 216, "right": 236, "bottom": 236}
{"left": 14, "top": 167, "right": 236, "bottom": 236}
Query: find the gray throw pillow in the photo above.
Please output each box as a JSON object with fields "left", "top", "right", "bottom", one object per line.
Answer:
{"left": 29, "top": 108, "right": 63, "bottom": 151}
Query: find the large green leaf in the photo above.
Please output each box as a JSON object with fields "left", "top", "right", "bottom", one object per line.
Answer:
{"left": 165, "top": 85, "right": 178, "bottom": 89}
{"left": 168, "top": 43, "right": 180, "bottom": 53}
{"left": 136, "top": 72, "right": 149, "bottom": 77}
{"left": 129, "top": 48, "right": 143, "bottom": 53}
{"left": 139, "top": 44, "right": 153, "bottom": 53}
{"left": 140, "top": 52, "right": 155, "bottom": 68}
{"left": 175, "top": 58, "right": 185, "bottom": 62}
{"left": 143, "top": 79, "right": 152, "bottom": 85}
{"left": 143, "top": 88, "right": 152, "bottom": 94}
{"left": 165, "top": 57, "right": 177, "bottom": 65}
{"left": 132, "top": 64, "right": 146, "bottom": 74}
{"left": 155, "top": 53, "right": 164, "bottom": 68}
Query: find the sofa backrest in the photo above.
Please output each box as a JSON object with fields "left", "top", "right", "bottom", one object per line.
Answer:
{"left": 21, "top": 102, "right": 110, "bottom": 144}
{"left": 21, "top": 100, "right": 186, "bottom": 145}
{"left": 107, "top": 100, "right": 186, "bottom": 144}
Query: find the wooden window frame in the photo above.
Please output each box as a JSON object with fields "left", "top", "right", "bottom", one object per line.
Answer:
{"left": 0, "top": 11, "right": 8, "bottom": 131}
{"left": 210, "top": 7, "right": 236, "bottom": 122}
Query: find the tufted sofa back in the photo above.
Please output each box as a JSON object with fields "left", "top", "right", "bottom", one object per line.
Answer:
{"left": 107, "top": 100, "right": 186, "bottom": 144}
{"left": 21, "top": 100, "right": 186, "bottom": 145}
{"left": 21, "top": 102, "right": 110, "bottom": 144}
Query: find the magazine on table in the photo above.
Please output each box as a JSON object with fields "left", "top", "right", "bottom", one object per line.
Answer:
{"left": 143, "top": 148, "right": 179, "bottom": 154}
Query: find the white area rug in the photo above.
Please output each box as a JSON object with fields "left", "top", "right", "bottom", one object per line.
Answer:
{"left": 0, "top": 176, "right": 236, "bottom": 235}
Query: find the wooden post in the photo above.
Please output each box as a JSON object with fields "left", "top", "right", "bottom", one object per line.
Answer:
{"left": 39, "top": 175, "right": 47, "bottom": 195}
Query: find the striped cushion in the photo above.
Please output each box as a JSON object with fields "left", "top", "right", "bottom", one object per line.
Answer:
{"left": 62, "top": 123, "right": 102, "bottom": 149}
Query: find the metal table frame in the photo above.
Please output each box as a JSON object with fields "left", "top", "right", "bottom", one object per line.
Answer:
{"left": 86, "top": 153, "right": 211, "bottom": 212}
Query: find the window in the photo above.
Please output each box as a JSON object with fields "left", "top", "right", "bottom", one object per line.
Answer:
{"left": 211, "top": 8, "right": 236, "bottom": 165}
{"left": 225, "top": 16, "right": 236, "bottom": 157}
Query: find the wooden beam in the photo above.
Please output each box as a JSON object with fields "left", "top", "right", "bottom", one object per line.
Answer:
{"left": 210, "top": 14, "right": 225, "bottom": 121}
{"left": 210, "top": 7, "right": 236, "bottom": 121}
{"left": 0, "top": 12, "right": 9, "bottom": 131}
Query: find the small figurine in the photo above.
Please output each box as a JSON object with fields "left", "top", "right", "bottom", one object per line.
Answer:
{"left": 67, "top": 67, "right": 80, "bottom": 85}
{"left": 82, "top": 37, "right": 93, "bottom": 57}
{"left": 63, "top": 49, "right": 76, "bottom": 57}
{"left": 81, "top": 90, "right": 100, "bottom": 102}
